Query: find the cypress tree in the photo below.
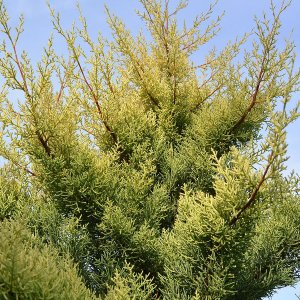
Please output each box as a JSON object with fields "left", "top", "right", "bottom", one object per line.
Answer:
{"left": 0, "top": 0, "right": 300, "bottom": 299}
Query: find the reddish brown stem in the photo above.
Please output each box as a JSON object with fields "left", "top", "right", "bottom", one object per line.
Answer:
{"left": 7, "top": 35, "right": 30, "bottom": 97}
{"left": 36, "top": 131, "right": 52, "bottom": 157}
{"left": 231, "top": 56, "right": 266, "bottom": 133}
{"left": 192, "top": 84, "right": 222, "bottom": 112}
{"left": 73, "top": 53, "right": 118, "bottom": 143}
{"left": 11, "top": 159, "right": 37, "bottom": 177}
{"left": 229, "top": 151, "right": 274, "bottom": 226}
{"left": 192, "top": 58, "right": 218, "bottom": 70}
{"left": 173, "top": 76, "right": 177, "bottom": 104}
{"left": 56, "top": 76, "right": 66, "bottom": 102}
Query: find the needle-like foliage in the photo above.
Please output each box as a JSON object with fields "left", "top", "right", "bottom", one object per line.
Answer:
{"left": 0, "top": 0, "right": 300, "bottom": 299}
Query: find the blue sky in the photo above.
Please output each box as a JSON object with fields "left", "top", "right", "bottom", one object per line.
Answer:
{"left": 2, "top": 1, "right": 300, "bottom": 299}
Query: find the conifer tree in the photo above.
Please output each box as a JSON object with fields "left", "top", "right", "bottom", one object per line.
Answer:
{"left": 0, "top": 0, "right": 300, "bottom": 299}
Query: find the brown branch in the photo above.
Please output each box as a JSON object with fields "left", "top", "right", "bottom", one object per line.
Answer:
{"left": 229, "top": 151, "right": 274, "bottom": 226}
{"left": 192, "top": 84, "right": 222, "bottom": 112}
{"left": 192, "top": 58, "right": 218, "bottom": 70}
{"left": 173, "top": 76, "right": 177, "bottom": 105}
{"left": 107, "top": 10, "right": 161, "bottom": 109}
{"left": 7, "top": 157, "right": 37, "bottom": 177}
{"left": 230, "top": 55, "right": 266, "bottom": 133}
{"left": 6, "top": 35, "right": 30, "bottom": 97}
{"left": 142, "top": 1, "right": 155, "bottom": 25}
{"left": 56, "top": 81, "right": 65, "bottom": 103}
{"left": 6, "top": 28, "right": 55, "bottom": 160}
{"left": 181, "top": 38, "right": 201, "bottom": 52}
{"left": 91, "top": 46, "right": 116, "bottom": 97}
{"left": 56, "top": 72, "right": 66, "bottom": 102}
{"left": 191, "top": 68, "right": 222, "bottom": 112}
{"left": 198, "top": 69, "right": 219, "bottom": 91}
{"left": 181, "top": 29, "right": 212, "bottom": 52}
{"left": 132, "top": 56, "right": 161, "bottom": 108}
{"left": 161, "top": 2, "right": 170, "bottom": 58}
{"left": 229, "top": 9, "right": 282, "bottom": 134}
{"left": 36, "top": 130, "right": 52, "bottom": 157}
{"left": 142, "top": 0, "right": 169, "bottom": 60}
{"left": 15, "top": 162, "right": 36, "bottom": 176}
{"left": 142, "top": 87, "right": 160, "bottom": 107}
{"left": 82, "top": 127, "right": 95, "bottom": 136}
{"left": 146, "top": 89, "right": 160, "bottom": 107}
{"left": 72, "top": 51, "right": 118, "bottom": 143}
{"left": 164, "top": 0, "right": 170, "bottom": 31}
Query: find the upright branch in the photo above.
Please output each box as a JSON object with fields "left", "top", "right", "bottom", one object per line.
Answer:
{"left": 229, "top": 150, "right": 274, "bottom": 226}
{"left": 0, "top": 4, "right": 54, "bottom": 159}
{"left": 36, "top": 130, "right": 52, "bottom": 157}
{"left": 191, "top": 70, "right": 222, "bottom": 112}
{"left": 229, "top": 83, "right": 296, "bottom": 226}
{"left": 0, "top": 7, "right": 30, "bottom": 97}
{"left": 179, "top": 0, "right": 222, "bottom": 54}
{"left": 56, "top": 76, "right": 65, "bottom": 103}
{"left": 72, "top": 49, "right": 117, "bottom": 143}
{"left": 106, "top": 8, "right": 161, "bottom": 109}
{"left": 8, "top": 33, "right": 30, "bottom": 97}
{"left": 230, "top": 0, "right": 290, "bottom": 133}
{"left": 140, "top": 0, "right": 170, "bottom": 58}
{"left": 49, "top": 6, "right": 118, "bottom": 144}
{"left": 138, "top": 0, "right": 222, "bottom": 108}
{"left": 230, "top": 54, "right": 267, "bottom": 132}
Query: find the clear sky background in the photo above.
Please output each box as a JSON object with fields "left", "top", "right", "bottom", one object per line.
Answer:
{"left": 2, "top": 1, "right": 300, "bottom": 299}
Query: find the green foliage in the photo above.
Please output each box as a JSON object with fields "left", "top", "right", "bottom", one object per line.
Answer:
{"left": 0, "top": 0, "right": 300, "bottom": 299}
{"left": 0, "top": 219, "right": 98, "bottom": 300}
{"left": 105, "top": 263, "right": 156, "bottom": 300}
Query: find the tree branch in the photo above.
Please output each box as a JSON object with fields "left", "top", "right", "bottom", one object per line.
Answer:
{"left": 56, "top": 73, "right": 66, "bottom": 103}
{"left": 191, "top": 84, "right": 222, "bottom": 112}
{"left": 72, "top": 50, "right": 118, "bottom": 143}
{"left": 229, "top": 151, "right": 274, "bottom": 226}
{"left": 4, "top": 155, "right": 37, "bottom": 177}
{"left": 6, "top": 32, "right": 54, "bottom": 159}
{"left": 36, "top": 130, "right": 52, "bottom": 157}
{"left": 229, "top": 6, "right": 283, "bottom": 134}
{"left": 107, "top": 9, "right": 161, "bottom": 109}
{"left": 230, "top": 55, "right": 266, "bottom": 133}
{"left": 5, "top": 32, "right": 31, "bottom": 98}
{"left": 13, "top": 160, "right": 37, "bottom": 177}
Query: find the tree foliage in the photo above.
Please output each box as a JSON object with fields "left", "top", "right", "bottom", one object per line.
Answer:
{"left": 0, "top": 0, "right": 300, "bottom": 299}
